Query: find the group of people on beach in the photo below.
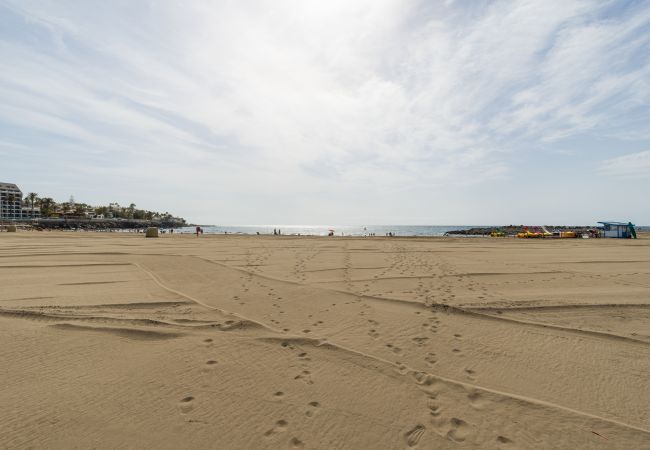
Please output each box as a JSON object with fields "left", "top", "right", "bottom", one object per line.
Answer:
{"left": 190, "top": 227, "right": 395, "bottom": 237}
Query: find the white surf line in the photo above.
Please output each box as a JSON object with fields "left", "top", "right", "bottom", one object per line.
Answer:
{"left": 260, "top": 335, "right": 650, "bottom": 436}
{"left": 132, "top": 262, "right": 276, "bottom": 333}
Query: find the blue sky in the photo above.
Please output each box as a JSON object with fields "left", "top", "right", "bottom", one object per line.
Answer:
{"left": 1, "top": 0, "right": 649, "bottom": 225}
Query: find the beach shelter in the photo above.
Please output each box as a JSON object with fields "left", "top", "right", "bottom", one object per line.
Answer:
{"left": 597, "top": 221, "right": 636, "bottom": 239}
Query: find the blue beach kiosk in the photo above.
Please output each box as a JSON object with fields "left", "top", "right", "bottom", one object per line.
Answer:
{"left": 597, "top": 221, "right": 637, "bottom": 239}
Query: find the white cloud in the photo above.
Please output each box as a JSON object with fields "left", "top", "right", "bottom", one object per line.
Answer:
{"left": 598, "top": 150, "right": 650, "bottom": 178}
{"left": 1, "top": 0, "right": 649, "bottom": 223}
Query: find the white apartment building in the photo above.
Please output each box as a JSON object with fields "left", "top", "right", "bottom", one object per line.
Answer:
{"left": 0, "top": 182, "right": 41, "bottom": 220}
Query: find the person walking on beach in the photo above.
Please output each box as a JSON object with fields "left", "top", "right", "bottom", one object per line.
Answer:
{"left": 196, "top": 226, "right": 201, "bottom": 237}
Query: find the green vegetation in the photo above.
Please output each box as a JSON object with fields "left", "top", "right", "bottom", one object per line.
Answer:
{"left": 23, "top": 193, "right": 185, "bottom": 224}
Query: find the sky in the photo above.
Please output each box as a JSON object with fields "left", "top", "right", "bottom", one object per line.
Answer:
{"left": 1, "top": 0, "right": 649, "bottom": 225}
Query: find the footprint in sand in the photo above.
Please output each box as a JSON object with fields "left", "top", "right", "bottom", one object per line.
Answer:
{"left": 206, "top": 360, "right": 218, "bottom": 365}
{"left": 273, "top": 391, "right": 284, "bottom": 398}
{"left": 497, "top": 435, "right": 513, "bottom": 444}
{"left": 447, "top": 418, "right": 470, "bottom": 442}
{"left": 404, "top": 424, "right": 426, "bottom": 447}
{"left": 305, "top": 401, "right": 320, "bottom": 417}
{"left": 179, "top": 396, "right": 195, "bottom": 413}
{"left": 294, "top": 370, "right": 313, "bottom": 385}
{"left": 385, "top": 343, "right": 402, "bottom": 353}
{"left": 264, "top": 419, "right": 288, "bottom": 437}
{"left": 395, "top": 362, "right": 409, "bottom": 375}
{"left": 289, "top": 437, "right": 305, "bottom": 448}
{"left": 412, "top": 337, "right": 429, "bottom": 346}
{"left": 427, "top": 395, "right": 443, "bottom": 417}
{"left": 425, "top": 353, "right": 437, "bottom": 366}
{"left": 368, "top": 329, "right": 380, "bottom": 338}
{"left": 467, "top": 391, "right": 489, "bottom": 410}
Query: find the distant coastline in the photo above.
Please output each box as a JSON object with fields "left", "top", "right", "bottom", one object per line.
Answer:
{"left": 1, "top": 181, "right": 186, "bottom": 227}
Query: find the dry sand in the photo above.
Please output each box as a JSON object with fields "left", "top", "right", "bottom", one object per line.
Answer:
{"left": 0, "top": 232, "right": 649, "bottom": 449}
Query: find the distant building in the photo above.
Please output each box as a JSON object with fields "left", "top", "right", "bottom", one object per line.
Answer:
{"left": 0, "top": 182, "right": 41, "bottom": 220}
{"left": 598, "top": 221, "right": 636, "bottom": 239}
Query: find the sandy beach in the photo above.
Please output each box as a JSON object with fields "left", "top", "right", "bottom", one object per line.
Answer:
{"left": 0, "top": 232, "right": 649, "bottom": 449}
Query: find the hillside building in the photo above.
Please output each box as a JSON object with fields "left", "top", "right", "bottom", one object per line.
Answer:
{"left": 0, "top": 182, "right": 41, "bottom": 220}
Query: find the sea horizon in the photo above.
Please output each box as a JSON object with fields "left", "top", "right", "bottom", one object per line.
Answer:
{"left": 177, "top": 224, "right": 648, "bottom": 237}
{"left": 181, "top": 224, "right": 481, "bottom": 236}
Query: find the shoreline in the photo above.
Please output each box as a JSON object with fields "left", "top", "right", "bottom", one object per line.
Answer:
{"left": 3, "top": 226, "right": 646, "bottom": 239}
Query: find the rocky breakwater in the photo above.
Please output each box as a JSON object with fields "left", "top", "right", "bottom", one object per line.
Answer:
{"left": 30, "top": 218, "right": 185, "bottom": 231}
{"left": 447, "top": 225, "right": 596, "bottom": 236}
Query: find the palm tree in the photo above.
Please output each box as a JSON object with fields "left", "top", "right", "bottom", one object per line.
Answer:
{"left": 61, "top": 202, "right": 72, "bottom": 224}
{"left": 108, "top": 203, "right": 119, "bottom": 218}
{"left": 39, "top": 198, "right": 54, "bottom": 217}
{"left": 26, "top": 192, "right": 38, "bottom": 217}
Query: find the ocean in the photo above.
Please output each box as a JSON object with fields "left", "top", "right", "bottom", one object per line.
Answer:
{"left": 175, "top": 224, "right": 649, "bottom": 236}
{"left": 177, "top": 225, "right": 482, "bottom": 236}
